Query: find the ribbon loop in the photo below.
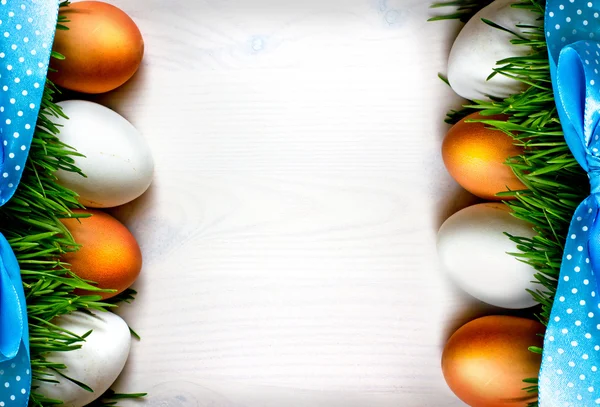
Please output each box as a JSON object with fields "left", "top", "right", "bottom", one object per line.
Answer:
{"left": 555, "top": 42, "right": 600, "bottom": 173}
{"left": 0, "top": 267, "right": 22, "bottom": 362}
{"left": 0, "top": 233, "right": 30, "bottom": 406}
{"left": 0, "top": 0, "right": 61, "bottom": 206}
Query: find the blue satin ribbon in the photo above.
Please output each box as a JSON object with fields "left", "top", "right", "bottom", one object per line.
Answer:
{"left": 0, "top": 233, "right": 30, "bottom": 406}
{"left": 539, "top": 0, "right": 600, "bottom": 405}
{"left": 0, "top": 1, "right": 60, "bottom": 405}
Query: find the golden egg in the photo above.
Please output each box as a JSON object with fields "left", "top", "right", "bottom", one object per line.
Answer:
{"left": 49, "top": 1, "right": 144, "bottom": 94}
{"left": 61, "top": 209, "right": 142, "bottom": 299}
{"left": 442, "top": 112, "right": 526, "bottom": 200}
{"left": 442, "top": 315, "right": 544, "bottom": 407}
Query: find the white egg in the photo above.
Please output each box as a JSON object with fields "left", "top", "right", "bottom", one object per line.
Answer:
{"left": 437, "top": 203, "right": 538, "bottom": 309}
{"left": 447, "top": 0, "right": 539, "bottom": 101}
{"left": 54, "top": 100, "right": 154, "bottom": 208}
{"left": 34, "top": 311, "right": 131, "bottom": 407}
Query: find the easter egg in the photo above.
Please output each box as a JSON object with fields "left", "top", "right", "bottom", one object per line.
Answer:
{"left": 35, "top": 311, "right": 132, "bottom": 407}
{"left": 49, "top": 1, "right": 144, "bottom": 94}
{"left": 442, "top": 112, "right": 525, "bottom": 200}
{"left": 442, "top": 315, "right": 544, "bottom": 407}
{"left": 61, "top": 209, "right": 142, "bottom": 299}
{"left": 447, "top": 0, "right": 538, "bottom": 101}
{"left": 54, "top": 100, "right": 154, "bottom": 208}
{"left": 437, "top": 202, "right": 538, "bottom": 309}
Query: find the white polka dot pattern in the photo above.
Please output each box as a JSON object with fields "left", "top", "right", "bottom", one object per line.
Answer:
{"left": 0, "top": 344, "right": 31, "bottom": 407}
{"left": 547, "top": 0, "right": 600, "bottom": 63}
{"left": 541, "top": 1, "right": 600, "bottom": 406}
{"left": 540, "top": 198, "right": 600, "bottom": 406}
{"left": 0, "top": 0, "right": 58, "bottom": 206}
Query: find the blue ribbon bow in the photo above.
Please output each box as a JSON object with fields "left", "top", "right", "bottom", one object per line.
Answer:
{"left": 0, "top": 1, "right": 60, "bottom": 405}
{"left": 0, "top": 233, "right": 31, "bottom": 406}
{"left": 539, "top": 0, "right": 600, "bottom": 405}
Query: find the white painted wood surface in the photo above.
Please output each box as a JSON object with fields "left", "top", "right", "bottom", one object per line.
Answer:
{"left": 78, "top": 0, "right": 506, "bottom": 405}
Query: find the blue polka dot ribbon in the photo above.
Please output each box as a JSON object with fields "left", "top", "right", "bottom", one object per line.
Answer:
{"left": 0, "top": 0, "right": 58, "bottom": 206}
{"left": 539, "top": 0, "right": 600, "bottom": 405}
{"left": 0, "top": 1, "right": 60, "bottom": 406}
{"left": 0, "top": 233, "right": 31, "bottom": 405}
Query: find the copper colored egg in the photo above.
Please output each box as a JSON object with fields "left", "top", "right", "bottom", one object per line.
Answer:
{"left": 49, "top": 1, "right": 144, "bottom": 94}
{"left": 61, "top": 209, "right": 142, "bottom": 299}
{"left": 442, "top": 315, "right": 544, "bottom": 407}
{"left": 442, "top": 112, "right": 526, "bottom": 200}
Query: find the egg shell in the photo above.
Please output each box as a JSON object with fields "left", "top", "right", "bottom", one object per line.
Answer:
{"left": 54, "top": 100, "right": 154, "bottom": 208}
{"left": 34, "top": 311, "right": 131, "bottom": 407}
{"left": 437, "top": 202, "right": 538, "bottom": 309}
{"left": 61, "top": 209, "right": 142, "bottom": 299}
{"left": 49, "top": 1, "right": 144, "bottom": 94}
{"left": 442, "top": 315, "right": 543, "bottom": 407}
{"left": 447, "top": 0, "right": 538, "bottom": 101}
{"left": 442, "top": 112, "right": 525, "bottom": 200}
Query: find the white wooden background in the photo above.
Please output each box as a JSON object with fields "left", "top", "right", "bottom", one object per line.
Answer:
{"left": 77, "top": 0, "right": 512, "bottom": 405}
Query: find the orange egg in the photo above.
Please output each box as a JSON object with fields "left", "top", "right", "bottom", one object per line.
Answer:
{"left": 49, "top": 1, "right": 144, "bottom": 94}
{"left": 442, "top": 316, "right": 544, "bottom": 407}
{"left": 61, "top": 209, "right": 142, "bottom": 299}
{"left": 442, "top": 112, "right": 526, "bottom": 200}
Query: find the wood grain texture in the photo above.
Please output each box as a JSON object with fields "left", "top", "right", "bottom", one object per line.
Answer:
{"left": 76, "top": 0, "right": 503, "bottom": 405}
